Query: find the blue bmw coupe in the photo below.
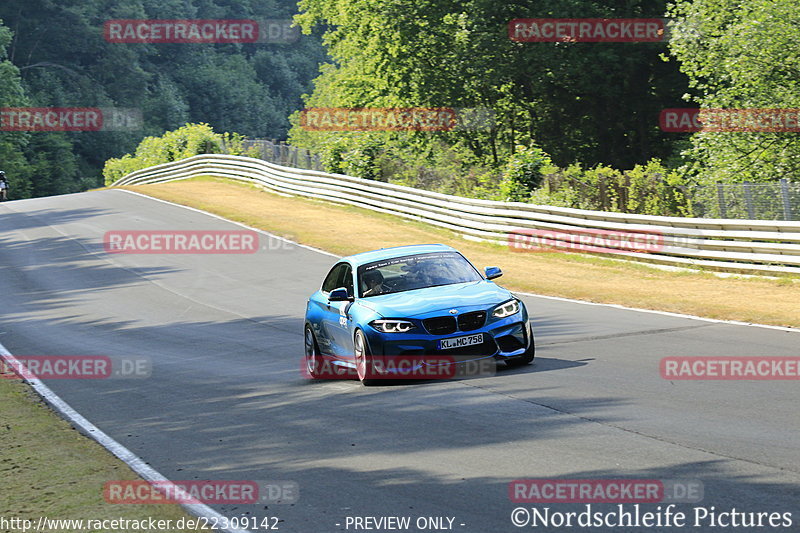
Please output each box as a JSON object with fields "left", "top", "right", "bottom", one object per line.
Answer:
{"left": 304, "top": 244, "right": 534, "bottom": 385}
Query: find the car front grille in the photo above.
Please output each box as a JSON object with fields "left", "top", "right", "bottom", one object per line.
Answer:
{"left": 457, "top": 311, "right": 486, "bottom": 331}
{"left": 423, "top": 316, "right": 457, "bottom": 335}
{"left": 423, "top": 310, "right": 486, "bottom": 335}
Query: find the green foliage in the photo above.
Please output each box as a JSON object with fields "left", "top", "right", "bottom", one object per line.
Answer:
{"left": 221, "top": 132, "right": 248, "bottom": 157}
{"left": 0, "top": 0, "right": 328, "bottom": 199}
{"left": 499, "top": 145, "right": 555, "bottom": 202}
{"left": 529, "top": 160, "right": 693, "bottom": 216}
{"left": 25, "top": 133, "right": 82, "bottom": 197}
{"left": 102, "top": 155, "right": 140, "bottom": 186}
{"left": 315, "top": 135, "right": 385, "bottom": 180}
{"left": 5, "top": 0, "right": 794, "bottom": 214}
{"left": 307, "top": 131, "right": 691, "bottom": 217}
{"left": 667, "top": 0, "right": 800, "bottom": 183}
{"left": 102, "top": 123, "right": 237, "bottom": 185}
{"left": 319, "top": 137, "right": 349, "bottom": 175}
{"left": 340, "top": 137, "right": 384, "bottom": 180}
{"left": 293, "top": 0, "right": 689, "bottom": 171}
{"left": 0, "top": 19, "right": 33, "bottom": 199}
{"left": 625, "top": 159, "right": 693, "bottom": 216}
{"left": 287, "top": 0, "right": 704, "bottom": 217}
{"left": 314, "top": 131, "right": 504, "bottom": 196}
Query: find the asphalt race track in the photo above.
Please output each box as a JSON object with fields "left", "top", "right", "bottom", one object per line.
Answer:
{"left": 1, "top": 190, "right": 798, "bottom": 533}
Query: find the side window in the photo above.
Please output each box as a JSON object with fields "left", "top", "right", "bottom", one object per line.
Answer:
{"left": 322, "top": 263, "right": 348, "bottom": 293}
{"left": 341, "top": 265, "right": 354, "bottom": 296}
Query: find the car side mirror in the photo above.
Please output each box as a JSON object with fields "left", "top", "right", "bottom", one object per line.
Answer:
{"left": 484, "top": 266, "right": 502, "bottom": 280}
{"left": 328, "top": 287, "right": 353, "bottom": 302}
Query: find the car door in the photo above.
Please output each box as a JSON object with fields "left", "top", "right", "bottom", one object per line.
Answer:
{"left": 315, "top": 262, "right": 354, "bottom": 359}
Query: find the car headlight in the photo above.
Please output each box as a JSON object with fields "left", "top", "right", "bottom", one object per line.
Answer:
{"left": 492, "top": 299, "right": 520, "bottom": 318}
{"left": 370, "top": 319, "right": 416, "bottom": 333}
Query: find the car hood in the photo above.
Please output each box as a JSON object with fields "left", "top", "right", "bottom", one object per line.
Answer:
{"left": 357, "top": 281, "right": 513, "bottom": 318}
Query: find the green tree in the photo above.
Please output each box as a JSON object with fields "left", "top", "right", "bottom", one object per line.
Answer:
{"left": 293, "top": 0, "right": 689, "bottom": 171}
{"left": 499, "top": 145, "right": 554, "bottom": 201}
{"left": 668, "top": 0, "right": 800, "bottom": 182}
{"left": 102, "top": 123, "right": 244, "bottom": 184}
{"left": 0, "top": 20, "right": 33, "bottom": 199}
{"left": 0, "top": 0, "right": 328, "bottom": 198}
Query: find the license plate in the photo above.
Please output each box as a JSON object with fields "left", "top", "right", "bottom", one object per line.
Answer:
{"left": 439, "top": 333, "right": 484, "bottom": 350}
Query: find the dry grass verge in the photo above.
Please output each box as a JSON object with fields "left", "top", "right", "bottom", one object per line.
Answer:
{"left": 0, "top": 376, "right": 209, "bottom": 532}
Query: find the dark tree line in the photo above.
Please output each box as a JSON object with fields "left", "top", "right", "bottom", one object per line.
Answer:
{"left": 0, "top": 0, "right": 327, "bottom": 199}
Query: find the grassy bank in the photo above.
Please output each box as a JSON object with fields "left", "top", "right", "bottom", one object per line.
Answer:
{"left": 0, "top": 376, "right": 209, "bottom": 532}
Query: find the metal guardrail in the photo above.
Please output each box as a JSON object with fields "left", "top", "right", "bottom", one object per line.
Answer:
{"left": 112, "top": 154, "right": 800, "bottom": 275}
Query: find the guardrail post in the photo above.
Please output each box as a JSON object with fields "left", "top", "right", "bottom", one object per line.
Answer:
{"left": 743, "top": 181, "right": 755, "bottom": 219}
{"left": 622, "top": 173, "right": 630, "bottom": 213}
{"left": 599, "top": 180, "right": 607, "bottom": 210}
{"left": 780, "top": 178, "right": 793, "bottom": 221}
{"left": 716, "top": 182, "right": 727, "bottom": 218}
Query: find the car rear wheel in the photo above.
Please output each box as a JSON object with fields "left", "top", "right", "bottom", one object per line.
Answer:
{"left": 354, "top": 329, "right": 378, "bottom": 386}
{"left": 304, "top": 325, "right": 323, "bottom": 379}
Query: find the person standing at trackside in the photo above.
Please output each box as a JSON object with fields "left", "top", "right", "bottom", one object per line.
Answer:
{"left": 0, "top": 171, "right": 8, "bottom": 201}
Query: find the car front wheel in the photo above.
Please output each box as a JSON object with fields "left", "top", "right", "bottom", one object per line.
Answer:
{"left": 354, "top": 329, "right": 378, "bottom": 386}
{"left": 304, "top": 325, "right": 323, "bottom": 378}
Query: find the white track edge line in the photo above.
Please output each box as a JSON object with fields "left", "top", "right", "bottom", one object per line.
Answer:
{"left": 0, "top": 342, "right": 252, "bottom": 533}
{"left": 111, "top": 188, "right": 799, "bottom": 334}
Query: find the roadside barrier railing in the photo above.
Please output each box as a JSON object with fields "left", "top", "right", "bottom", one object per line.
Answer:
{"left": 112, "top": 154, "right": 800, "bottom": 275}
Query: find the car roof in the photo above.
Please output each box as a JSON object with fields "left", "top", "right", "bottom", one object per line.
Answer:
{"left": 344, "top": 244, "right": 459, "bottom": 267}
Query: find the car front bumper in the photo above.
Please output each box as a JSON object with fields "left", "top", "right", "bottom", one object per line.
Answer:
{"left": 362, "top": 314, "right": 533, "bottom": 362}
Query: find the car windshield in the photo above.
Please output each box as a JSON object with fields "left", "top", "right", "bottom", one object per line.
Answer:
{"left": 357, "top": 251, "right": 482, "bottom": 298}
